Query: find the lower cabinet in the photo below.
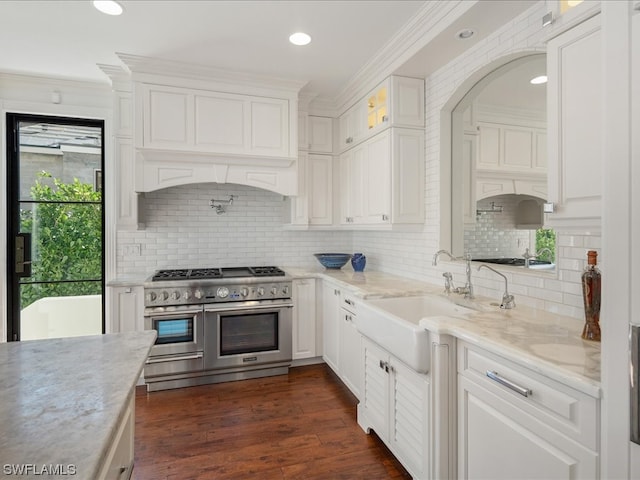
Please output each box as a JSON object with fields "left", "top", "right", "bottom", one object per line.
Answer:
{"left": 96, "top": 391, "right": 135, "bottom": 480}
{"left": 108, "top": 285, "right": 144, "bottom": 333}
{"left": 321, "top": 280, "right": 362, "bottom": 400}
{"left": 358, "top": 336, "right": 430, "bottom": 479}
{"left": 457, "top": 341, "right": 599, "bottom": 480}
{"left": 292, "top": 278, "right": 317, "bottom": 359}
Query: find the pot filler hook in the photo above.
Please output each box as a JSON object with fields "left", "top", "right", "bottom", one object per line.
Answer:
{"left": 210, "top": 195, "right": 234, "bottom": 214}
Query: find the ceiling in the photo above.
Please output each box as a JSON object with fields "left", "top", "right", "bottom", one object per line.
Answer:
{"left": 0, "top": 0, "right": 538, "bottom": 103}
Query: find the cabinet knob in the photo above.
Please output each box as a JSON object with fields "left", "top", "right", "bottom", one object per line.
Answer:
{"left": 382, "top": 214, "right": 389, "bottom": 221}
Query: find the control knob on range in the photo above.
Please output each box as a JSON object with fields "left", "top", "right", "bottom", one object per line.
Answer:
{"left": 240, "top": 288, "right": 249, "bottom": 297}
{"left": 282, "top": 286, "right": 290, "bottom": 296}
{"left": 257, "top": 287, "right": 265, "bottom": 297}
{"left": 270, "top": 286, "right": 278, "bottom": 296}
{"left": 183, "top": 291, "right": 191, "bottom": 300}
{"left": 161, "top": 291, "right": 169, "bottom": 301}
{"left": 171, "top": 291, "right": 181, "bottom": 301}
{"left": 147, "top": 292, "right": 157, "bottom": 302}
{"left": 194, "top": 289, "right": 203, "bottom": 300}
{"left": 217, "top": 287, "right": 230, "bottom": 298}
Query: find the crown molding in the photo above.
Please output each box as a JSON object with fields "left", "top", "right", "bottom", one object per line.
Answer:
{"left": 116, "top": 53, "right": 308, "bottom": 95}
{"left": 332, "top": 0, "right": 478, "bottom": 113}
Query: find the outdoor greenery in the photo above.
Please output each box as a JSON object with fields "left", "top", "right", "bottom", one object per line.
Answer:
{"left": 536, "top": 228, "right": 556, "bottom": 263}
{"left": 20, "top": 171, "right": 102, "bottom": 309}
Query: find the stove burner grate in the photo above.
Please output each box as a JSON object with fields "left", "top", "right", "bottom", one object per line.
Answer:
{"left": 249, "top": 266, "right": 286, "bottom": 277}
{"left": 151, "top": 266, "right": 285, "bottom": 281}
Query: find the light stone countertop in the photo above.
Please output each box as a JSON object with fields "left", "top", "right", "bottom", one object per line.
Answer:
{"left": 0, "top": 331, "right": 156, "bottom": 479}
{"left": 284, "top": 266, "right": 601, "bottom": 397}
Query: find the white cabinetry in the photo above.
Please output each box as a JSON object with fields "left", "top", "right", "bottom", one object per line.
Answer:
{"left": 292, "top": 278, "right": 317, "bottom": 360}
{"left": 339, "top": 128, "right": 424, "bottom": 228}
{"left": 358, "top": 336, "right": 430, "bottom": 479}
{"left": 100, "top": 65, "right": 144, "bottom": 230}
{"left": 289, "top": 152, "right": 333, "bottom": 226}
{"left": 307, "top": 116, "right": 333, "bottom": 153}
{"left": 96, "top": 392, "right": 135, "bottom": 480}
{"left": 108, "top": 285, "right": 144, "bottom": 334}
{"left": 338, "top": 291, "right": 362, "bottom": 399}
{"left": 477, "top": 122, "right": 547, "bottom": 174}
{"left": 321, "top": 281, "right": 362, "bottom": 400}
{"left": 546, "top": 14, "right": 602, "bottom": 230}
{"left": 322, "top": 282, "right": 341, "bottom": 372}
{"left": 457, "top": 341, "right": 599, "bottom": 480}
{"left": 338, "top": 76, "right": 424, "bottom": 152}
{"left": 339, "top": 101, "right": 367, "bottom": 151}
{"left": 138, "top": 83, "right": 290, "bottom": 158}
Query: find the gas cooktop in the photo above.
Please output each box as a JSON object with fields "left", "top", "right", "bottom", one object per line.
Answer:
{"left": 151, "top": 266, "right": 285, "bottom": 282}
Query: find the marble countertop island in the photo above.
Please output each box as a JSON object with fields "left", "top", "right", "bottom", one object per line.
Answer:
{"left": 0, "top": 331, "right": 156, "bottom": 479}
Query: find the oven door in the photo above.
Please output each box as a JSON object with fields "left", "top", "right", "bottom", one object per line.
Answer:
{"left": 144, "top": 305, "right": 204, "bottom": 357}
{"left": 203, "top": 302, "right": 293, "bottom": 371}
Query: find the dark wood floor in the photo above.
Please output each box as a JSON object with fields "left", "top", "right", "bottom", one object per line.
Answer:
{"left": 132, "top": 363, "right": 412, "bottom": 480}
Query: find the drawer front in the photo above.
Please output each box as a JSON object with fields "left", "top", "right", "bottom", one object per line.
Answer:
{"left": 341, "top": 292, "right": 358, "bottom": 314}
{"left": 458, "top": 341, "right": 598, "bottom": 450}
{"left": 144, "top": 354, "right": 204, "bottom": 378}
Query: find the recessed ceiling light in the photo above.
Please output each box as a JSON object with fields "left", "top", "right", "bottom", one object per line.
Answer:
{"left": 530, "top": 75, "right": 548, "bottom": 85}
{"left": 456, "top": 29, "right": 475, "bottom": 40}
{"left": 93, "top": 0, "right": 123, "bottom": 16}
{"left": 289, "top": 32, "right": 311, "bottom": 46}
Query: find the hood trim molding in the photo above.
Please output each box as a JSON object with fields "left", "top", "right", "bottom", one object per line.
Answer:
{"left": 135, "top": 149, "right": 298, "bottom": 196}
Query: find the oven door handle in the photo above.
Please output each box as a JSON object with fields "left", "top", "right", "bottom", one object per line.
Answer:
{"left": 204, "top": 302, "right": 293, "bottom": 312}
{"left": 145, "top": 353, "right": 203, "bottom": 364}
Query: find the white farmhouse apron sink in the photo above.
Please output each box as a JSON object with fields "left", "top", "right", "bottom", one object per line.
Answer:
{"left": 357, "top": 295, "right": 473, "bottom": 373}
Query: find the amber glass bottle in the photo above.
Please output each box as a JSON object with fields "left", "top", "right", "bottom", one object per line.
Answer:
{"left": 581, "top": 250, "right": 601, "bottom": 341}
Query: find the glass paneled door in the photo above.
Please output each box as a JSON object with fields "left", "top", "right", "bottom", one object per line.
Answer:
{"left": 6, "top": 113, "right": 105, "bottom": 341}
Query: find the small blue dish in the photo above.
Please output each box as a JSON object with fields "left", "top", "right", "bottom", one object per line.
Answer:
{"left": 314, "top": 253, "right": 351, "bottom": 269}
{"left": 351, "top": 253, "right": 366, "bottom": 272}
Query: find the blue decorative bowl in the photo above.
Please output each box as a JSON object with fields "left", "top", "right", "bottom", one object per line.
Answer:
{"left": 314, "top": 253, "right": 352, "bottom": 269}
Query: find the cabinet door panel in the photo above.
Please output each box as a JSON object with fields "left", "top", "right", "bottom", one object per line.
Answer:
{"left": 392, "top": 129, "right": 424, "bottom": 223}
{"left": 308, "top": 116, "right": 333, "bottom": 153}
{"left": 364, "top": 133, "right": 391, "bottom": 223}
{"left": 391, "top": 360, "right": 429, "bottom": 476}
{"left": 308, "top": 155, "right": 332, "bottom": 225}
{"left": 321, "top": 283, "right": 340, "bottom": 372}
{"left": 292, "top": 279, "right": 316, "bottom": 359}
{"left": 195, "top": 94, "right": 245, "bottom": 150}
{"left": 503, "top": 127, "right": 534, "bottom": 169}
{"left": 477, "top": 124, "right": 500, "bottom": 169}
{"left": 339, "top": 311, "right": 362, "bottom": 399}
{"left": 547, "top": 15, "right": 601, "bottom": 228}
{"left": 362, "top": 339, "right": 389, "bottom": 436}
{"left": 459, "top": 376, "right": 597, "bottom": 480}
{"left": 146, "top": 89, "right": 190, "bottom": 147}
{"left": 251, "top": 99, "right": 288, "bottom": 154}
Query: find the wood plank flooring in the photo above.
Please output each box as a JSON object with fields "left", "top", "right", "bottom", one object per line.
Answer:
{"left": 133, "top": 363, "right": 412, "bottom": 480}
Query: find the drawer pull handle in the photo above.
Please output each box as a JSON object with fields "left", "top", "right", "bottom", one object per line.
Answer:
{"left": 344, "top": 299, "right": 354, "bottom": 306}
{"left": 486, "top": 370, "right": 532, "bottom": 397}
{"left": 146, "top": 353, "right": 203, "bottom": 364}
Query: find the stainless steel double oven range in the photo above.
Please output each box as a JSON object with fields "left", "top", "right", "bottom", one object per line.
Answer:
{"left": 143, "top": 266, "right": 292, "bottom": 391}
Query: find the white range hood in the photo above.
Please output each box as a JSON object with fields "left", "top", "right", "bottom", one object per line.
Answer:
{"left": 109, "top": 53, "right": 307, "bottom": 196}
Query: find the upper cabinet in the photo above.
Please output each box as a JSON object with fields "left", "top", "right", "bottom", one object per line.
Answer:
{"left": 338, "top": 76, "right": 424, "bottom": 152}
{"left": 546, "top": 14, "right": 601, "bottom": 231}
{"left": 137, "top": 83, "right": 290, "bottom": 158}
{"left": 476, "top": 122, "right": 547, "bottom": 175}
{"left": 307, "top": 116, "right": 333, "bottom": 153}
{"left": 114, "top": 53, "right": 305, "bottom": 197}
{"left": 339, "top": 128, "right": 424, "bottom": 228}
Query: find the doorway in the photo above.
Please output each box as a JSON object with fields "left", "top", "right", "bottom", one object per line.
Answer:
{"left": 6, "top": 113, "right": 105, "bottom": 341}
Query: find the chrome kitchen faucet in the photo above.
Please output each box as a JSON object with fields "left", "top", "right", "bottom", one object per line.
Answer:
{"left": 432, "top": 250, "right": 474, "bottom": 299}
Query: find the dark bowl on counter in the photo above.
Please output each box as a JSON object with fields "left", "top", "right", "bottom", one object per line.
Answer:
{"left": 314, "top": 253, "right": 352, "bottom": 269}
